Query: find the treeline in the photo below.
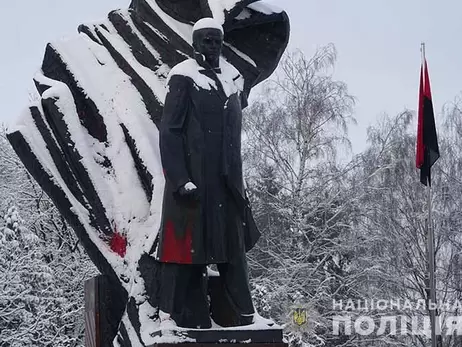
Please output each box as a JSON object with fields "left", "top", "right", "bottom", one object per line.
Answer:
{"left": 243, "top": 45, "right": 462, "bottom": 347}
{"left": 2, "top": 44, "right": 462, "bottom": 346}
{"left": 0, "top": 132, "right": 97, "bottom": 346}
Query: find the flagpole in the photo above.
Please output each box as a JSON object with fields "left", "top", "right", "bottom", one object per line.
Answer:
{"left": 421, "top": 42, "right": 438, "bottom": 347}
{"left": 427, "top": 184, "right": 438, "bottom": 347}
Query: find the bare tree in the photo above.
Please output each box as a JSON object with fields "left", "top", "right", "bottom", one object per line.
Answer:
{"left": 243, "top": 46, "right": 366, "bottom": 347}
{"left": 350, "top": 104, "right": 462, "bottom": 347}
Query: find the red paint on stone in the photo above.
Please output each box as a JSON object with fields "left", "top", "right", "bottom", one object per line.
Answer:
{"left": 110, "top": 231, "right": 127, "bottom": 258}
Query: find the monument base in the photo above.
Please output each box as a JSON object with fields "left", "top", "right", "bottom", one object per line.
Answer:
{"left": 150, "top": 344, "right": 287, "bottom": 347}
{"left": 150, "top": 327, "right": 285, "bottom": 344}
{"left": 85, "top": 275, "right": 287, "bottom": 347}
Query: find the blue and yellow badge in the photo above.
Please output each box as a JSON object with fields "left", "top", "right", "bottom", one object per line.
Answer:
{"left": 293, "top": 307, "right": 308, "bottom": 326}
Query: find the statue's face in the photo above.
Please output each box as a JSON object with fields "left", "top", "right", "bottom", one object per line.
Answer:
{"left": 193, "top": 28, "right": 224, "bottom": 66}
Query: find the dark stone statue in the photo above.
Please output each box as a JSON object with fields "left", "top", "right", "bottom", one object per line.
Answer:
{"left": 157, "top": 18, "right": 260, "bottom": 329}
{"left": 7, "top": 1, "right": 290, "bottom": 346}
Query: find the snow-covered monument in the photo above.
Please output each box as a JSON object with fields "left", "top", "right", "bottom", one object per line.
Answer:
{"left": 7, "top": 1, "right": 290, "bottom": 346}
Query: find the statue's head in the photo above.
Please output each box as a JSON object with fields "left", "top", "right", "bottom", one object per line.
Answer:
{"left": 192, "top": 18, "right": 224, "bottom": 68}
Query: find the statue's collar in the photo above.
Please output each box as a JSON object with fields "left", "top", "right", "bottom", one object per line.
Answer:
{"left": 194, "top": 52, "right": 222, "bottom": 74}
{"left": 201, "top": 67, "right": 222, "bottom": 74}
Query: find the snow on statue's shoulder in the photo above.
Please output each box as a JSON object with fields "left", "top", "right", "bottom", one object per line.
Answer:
{"left": 218, "top": 57, "right": 244, "bottom": 96}
{"left": 167, "top": 59, "right": 216, "bottom": 91}
{"left": 167, "top": 57, "right": 244, "bottom": 97}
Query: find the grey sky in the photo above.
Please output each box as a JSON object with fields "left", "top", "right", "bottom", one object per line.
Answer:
{"left": 1, "top": 0, "right": 461, "bottom": 155}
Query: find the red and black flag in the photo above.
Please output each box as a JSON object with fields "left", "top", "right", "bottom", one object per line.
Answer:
{"left": 416, "top": 58, "right": 440, "bottom": 186}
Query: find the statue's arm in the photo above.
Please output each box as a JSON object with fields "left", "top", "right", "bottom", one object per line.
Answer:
{"left": 160, "top": 75, "right": 192, "bottom": 191}
{"left": 240, "top": 89, "right": 249, "bottom": 110}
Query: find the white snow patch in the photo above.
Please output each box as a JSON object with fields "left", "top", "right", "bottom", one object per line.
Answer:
{"left": 206, "top": 0, "right": 240, "bottom": 24}
{"left": 138, "top": 301, "right": 161, "bottom": 345}
{"left": 218, "top": 56, "right": 244, "bottom": 96}
{"left": 223, "top": 42, "right": 256, "bottom": 67}
{"left": 144, "top": 22, "right": 169, "bottom": 43}
{"left": 145, "top": 0, "right": 193, "bottom": 45}
{"left": 167, "top": 57, "right": 243, "bottom": 97}
{"left": 118, "top": 314, "right": 146, "bottom": 347}
{"left": 207, "top": 266, "right": 220, "bottom": 277}
{"left": 168, "top": 59, "right": 217, "bottom": 91}
{"left": 193, "top": 17, "right": 224, "bottom": 33}
{"left": 248, "top": 1, "right": 283, "bottom": 15}
{"left": 236, "top": 8, "right": 252, "bottom": 20}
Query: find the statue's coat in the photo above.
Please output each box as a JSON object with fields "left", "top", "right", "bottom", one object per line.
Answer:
{"left": 158, "top": 58, "right": 260, "bottom": 264}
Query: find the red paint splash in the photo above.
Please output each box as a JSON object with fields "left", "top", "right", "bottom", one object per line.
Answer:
{"left": 160, "top": 219, "right": 192, "bottom": 264}
{"left": 110, "top": 232, "right": 127, "bottom": 258}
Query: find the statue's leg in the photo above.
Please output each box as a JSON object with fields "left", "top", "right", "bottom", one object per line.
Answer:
{"left": 216, "top": 254, "right": 255, "bottom": 325}
{"left": 181, "top": 265, "right": 211, "bottom": 329}
{"left": 158, "top": 262, "right": 183, "bottom": 324}
{"left": 159, "top": 263, "right": 211, "bottom": 328}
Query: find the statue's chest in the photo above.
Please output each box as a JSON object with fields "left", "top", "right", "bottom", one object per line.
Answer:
{"left": 190, "top": 87, "right": 227, "bottom": 120}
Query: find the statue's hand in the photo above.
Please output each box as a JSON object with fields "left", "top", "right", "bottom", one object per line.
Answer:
{"left": 183, "top": 182, "right": 197, "bottom": 191}
{"left": 178, "top": 182, "right": 199, "bottom": 202}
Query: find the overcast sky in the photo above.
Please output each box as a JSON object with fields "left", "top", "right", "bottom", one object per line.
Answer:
{"left": 1, "top": 0, "right": 461, "bottom": 154}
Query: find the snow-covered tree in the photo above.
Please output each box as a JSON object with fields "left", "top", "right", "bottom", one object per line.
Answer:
{"left": 0, "top": 130, "right": 97, "bottom": 346}
{"left": 243, "top": 46, "right": 366, "bottom": 347}
{"left": 349, "top": 104, "right": 462, "bottom": 347}
{"left": 0, "top": 206, "right": 70, "bottom": 346}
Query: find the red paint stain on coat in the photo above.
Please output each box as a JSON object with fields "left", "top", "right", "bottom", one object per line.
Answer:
{"left": 161, "top": 219, "right": 193, "bottom": 263}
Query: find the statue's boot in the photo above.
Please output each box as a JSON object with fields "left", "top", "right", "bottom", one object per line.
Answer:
{"left": 240, "top": 312, "right": 275, "bottom": 326}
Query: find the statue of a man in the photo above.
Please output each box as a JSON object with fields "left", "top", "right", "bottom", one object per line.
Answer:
{"left": 157, "top": 17, "right": 261, "bottom": 329}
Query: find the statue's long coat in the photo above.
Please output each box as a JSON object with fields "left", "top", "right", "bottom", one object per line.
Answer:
{"left": 157, "top": 58, "right": 260, "bottom": 264}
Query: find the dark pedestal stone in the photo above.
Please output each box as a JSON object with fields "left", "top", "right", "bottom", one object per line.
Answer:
{"left": 85, "top": 274, "right": 285, "bottom": 346}
{"left": 149, "top": 328, "right": 286, "bottom": 344}
{"left": 85, "top": 276, "right": 126, "bottom": 347}
{"left": 150, "top": 344, "right": 287, "bottom": 347}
